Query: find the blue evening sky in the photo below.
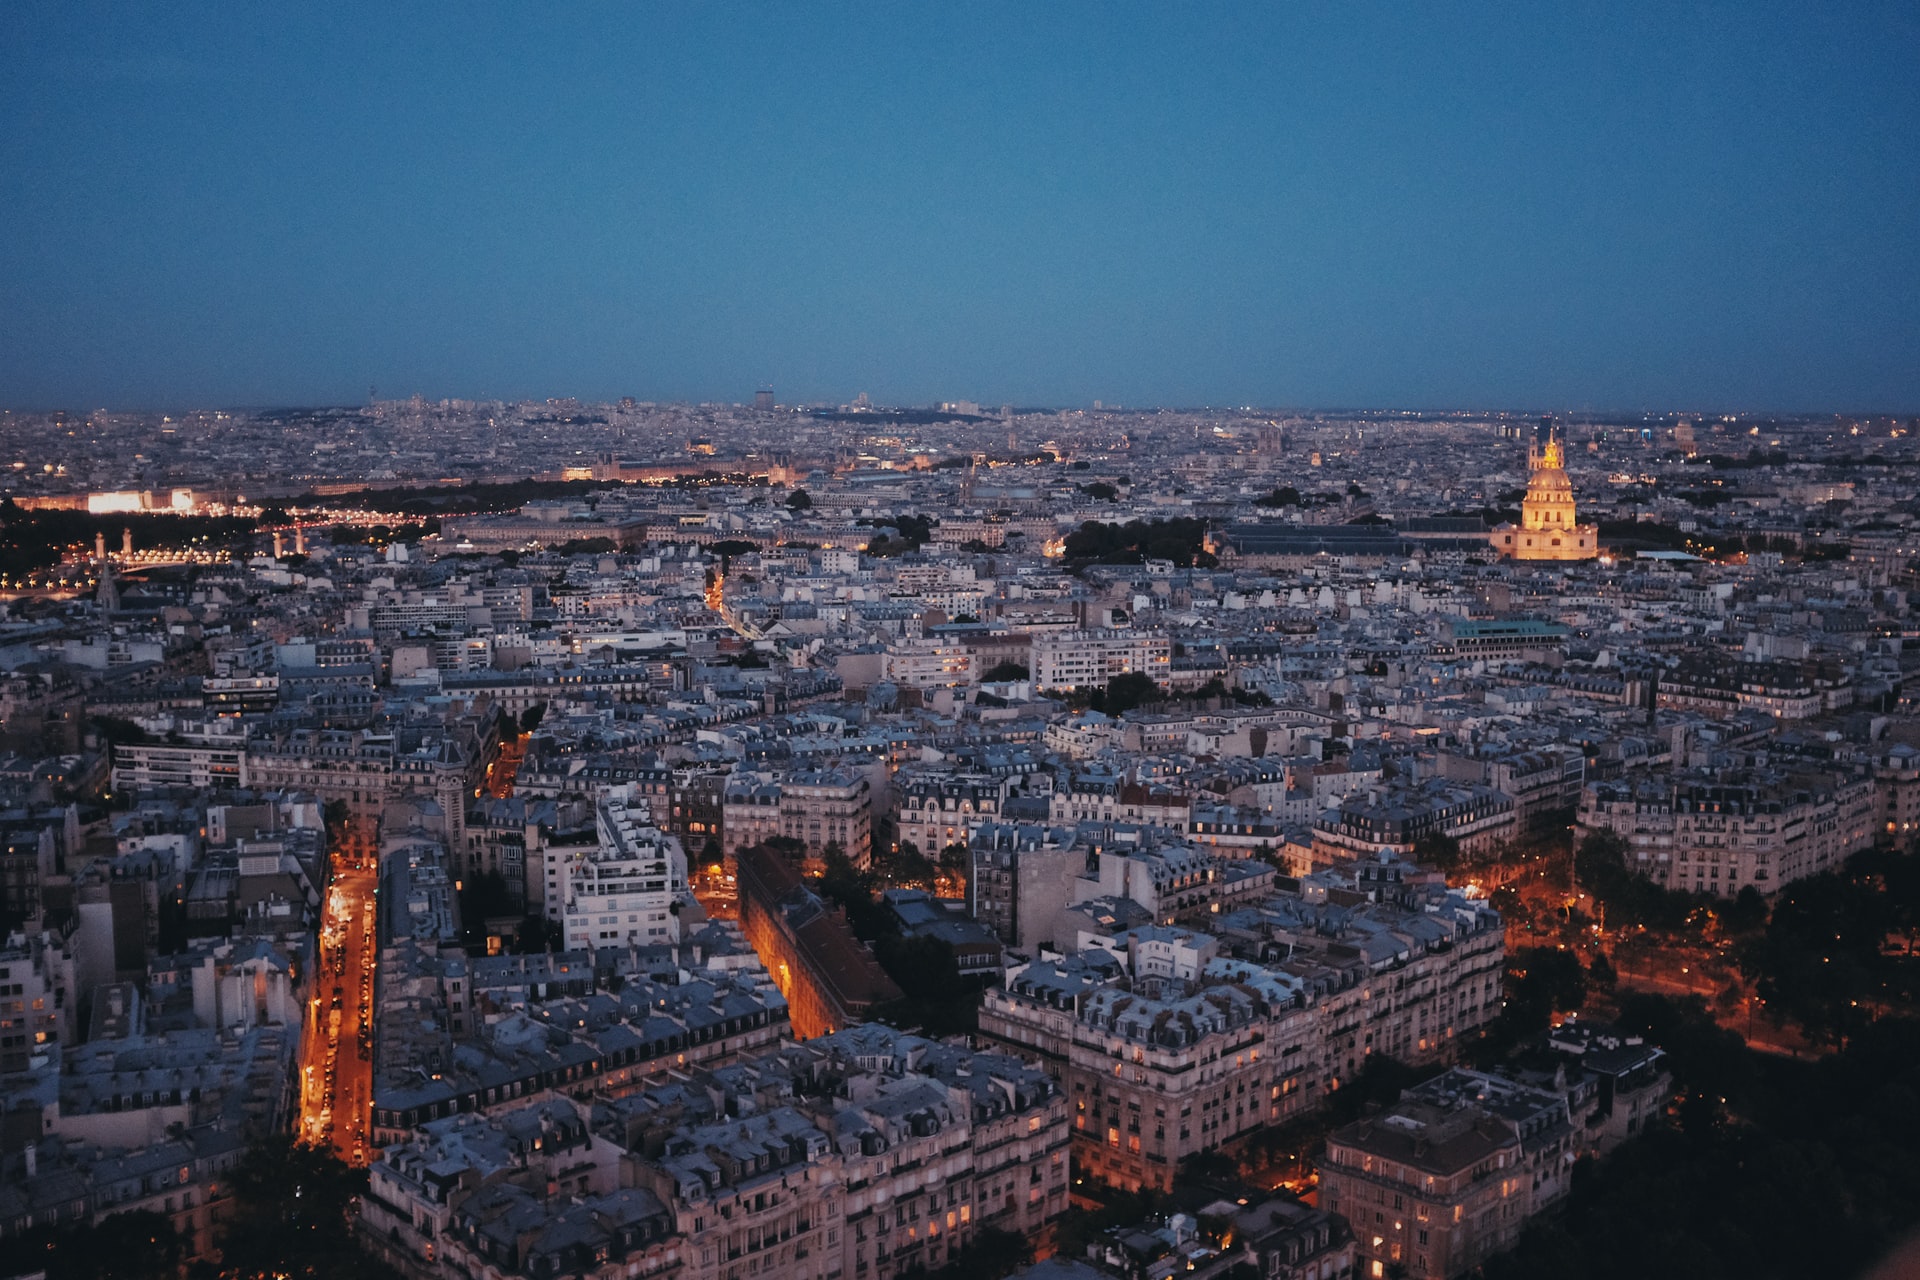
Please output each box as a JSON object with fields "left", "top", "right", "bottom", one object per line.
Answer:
{"left": 1, "top": 3, "right": 1915, "bottom": 412}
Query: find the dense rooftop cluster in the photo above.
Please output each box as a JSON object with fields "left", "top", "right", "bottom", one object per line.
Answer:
{"left": 1, "top": 399, "right": 1917, "bottom": 1279}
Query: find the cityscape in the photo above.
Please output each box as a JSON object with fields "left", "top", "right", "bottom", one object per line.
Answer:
{"left": 3, "top": 7, "right": 1919, "bottom": 1280}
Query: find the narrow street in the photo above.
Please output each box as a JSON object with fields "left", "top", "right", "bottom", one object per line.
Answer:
{"left": 297, "top": 826, "right": 380, "bottom": 1164}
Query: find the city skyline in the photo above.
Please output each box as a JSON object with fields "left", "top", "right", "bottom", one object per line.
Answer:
{"left": 5, "top": 8, "right": 1920, "bottom": 1279}
{"left": 4, "top": 3, "right": 1918, "bottom": 412}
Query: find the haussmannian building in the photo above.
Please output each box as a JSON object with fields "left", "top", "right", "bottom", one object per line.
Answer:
{"left": 978, "top": 862, "right": 1504, "bottom": 1192}
{"left": 736, "top": 844, "right": 901, "bottom": 1039}
{"left": 1319, "top": 1070, "right": 1577, "bottom": 1280}
{"left": 1577, "top": 766, "right": 1878, "bottom": 896}
{"left": 369, "top": 1026, "right": 1070, "bottom": 1280}
{"left": 724, "top": 769, "right": 875, "bottom": 871}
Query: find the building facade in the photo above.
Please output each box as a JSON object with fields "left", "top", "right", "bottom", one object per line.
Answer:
{"left": 558, "top": 785, "right": 690, "bottom": 951}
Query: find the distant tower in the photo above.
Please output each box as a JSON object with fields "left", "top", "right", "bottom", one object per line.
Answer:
{"left": 95, "top": 531, "right": 106, "bottom": 561}
{"left": 121, "top": 527, "right": 132, "bottom": 558}
{"left": 294, "top": 525, "right": 307, "bottom": 556}
{"left": 273, "top": 531, "right": 285, "bottom": 559}
{"left": 754, "top": 389, "right": 775, "bottom": 412}
{"left": 96, "top": 563, "right": 119, "bottom": 613}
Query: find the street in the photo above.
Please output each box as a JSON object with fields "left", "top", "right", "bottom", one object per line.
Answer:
{"left": 297, "top": 829, "right": 380, "bottom": 1164}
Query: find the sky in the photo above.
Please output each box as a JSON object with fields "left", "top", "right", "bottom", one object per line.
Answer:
{"left": 1, "top": 3, "right": 1916, "bottom": 413}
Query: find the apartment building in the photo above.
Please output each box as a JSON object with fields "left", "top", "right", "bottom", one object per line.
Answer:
{"left": 895, "top": 769, "right": 1004, "bottom": 855}
{"left": 1226, "top": 875, "right": 1506, "bottom": 1080}
{"left": 0, "top": 1124, "right": 250, "bottom": 1267}
{"left": 881, "top": 638, "right": 975, "bottom": 689}
{"left": 371, "top": 931, "right": 787, "bottom": 1143}
{"left": 723, "top": 768, "right": 874, "bottom": 871}
{"left": 0, "top": 927, "right": 77, "bottom": 1072}
{"left": 408, "top": 1026, "right": 1070, "bottom": 1280}
{"left": 558, "top": 785, "right": 689, "bottom": 951}
{"left": 243, "top": 727, "right": 398, "bottom": 826}
{"left": 1654, "top": 658, "right": 1852, "bottom": 721}
{"left": 1031, "top": 629, "right": 1171, "bottom": 692}
{"left": 1320, "top": 1071, "right": 1576, "bottom": 1280}
{"left": 109, "top": 723, "right": 248, "bottom": 792}
{"left": 736, "top": 843, "right": 900, "bottom": 1039}
{"left": 1313, "top": 783, "right": 1517, "bottom": 864}
{"left": 1577, "top": 766, "right": 1878, "bottom": 895}
{"left": 980, "top": 928, "right": 1323, "bottom": 1192}
{"left": 968, "top": 823, "right": 1087, "bottom": 951}
{"left": 979, "top": 865, "right": 1504, "bottom": 1193}
{"left": 1433, "top": 747, "right": 1585, "bottom": 829}
{"left": 652, "top": 1027, "right": 1068, "bottom": 1280}
{"left": 360, "top": 1096, "right": 617, "bottom": 1277}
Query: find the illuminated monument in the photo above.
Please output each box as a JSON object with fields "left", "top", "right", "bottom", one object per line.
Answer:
{"left": 1490, "top": 427, "right": 1599, "bottom": 561}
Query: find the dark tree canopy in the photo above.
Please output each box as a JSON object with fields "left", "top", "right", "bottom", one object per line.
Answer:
{"left": 1484, "top": 1005, "right": 1920, "bottom": 1280}
{"left": 1062, "top": 517, "right": 1214, "bottom": 568}
{"left": 11, "top": 1209, "right": 182, "bottom": 1280}
{"left": 220, "top": 1135, "right": 387, "bottom": 1280}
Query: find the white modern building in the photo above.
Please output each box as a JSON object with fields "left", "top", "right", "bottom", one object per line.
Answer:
{"left": 1031, "top": 628, "right": 1171, "bottom": 692}
{"left": 559, "top": 785, "right": 689, "bottom": 950}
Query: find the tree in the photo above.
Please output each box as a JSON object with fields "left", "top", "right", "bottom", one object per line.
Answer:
{"left": 13, "top": 1210, "right": 182, "bottom": 1280}
{"left": 1062, "top": 517, "right": 1214, "bottom": 568}
{"left": 980, "top": 660, "right": 1029, "bottom": 681}
{"left": 91, "top": 715, "right": 151, "bottom": 747}
{"left": 515, "top": 913, "right": 563, "bottom": 954}
{"left": 1411, "top": 829, "right": 1463, "bottom": 871}
{"left": 1502, "top": 946, "right": 1588, "bottom": 1034}
{"left": 916, "top": 1227, "right": 1033, "bottom": 1280}
{"left": 458, "top": 871, "right": 518, "bottom": 951}
{"left": 518, "top": 701, "right": 547, "bottom": 734}
{"left": 1255, "top": 486, "right": 1302, "bottom": 508}
{"left": 1483, "top": 1012, "right": 1920, "bottom": 1280}
{"left": 1576, "top": 829, "right": 1716, "bottom": 934}
{"left": 1736, "top": 847, "right": 1920, "bottom": 1046}
{"left": 709, "top": 538, "right": 759, "bottom": 562}
{"left": 1080, "top": 481, "right": 1119, "bottom": 501}
{"left": 786, "top": 489, "right": 813, "bottom": 511}
{"left": 1095, "top": 671, "right": 1160, "bottom": 715}
{"left": 220, "top": 1135, "right": 380, "bottom": 1280}
{"left": 1724, "top": 884, "right": 1769, "bottom": 934}
{"left": 891, "top": 841, "right": 937, "bottom": 889}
